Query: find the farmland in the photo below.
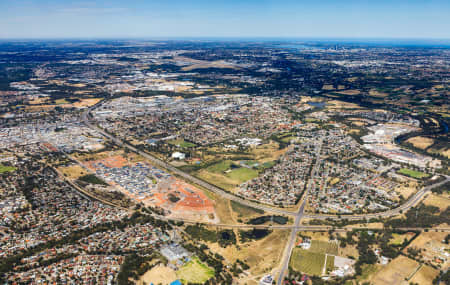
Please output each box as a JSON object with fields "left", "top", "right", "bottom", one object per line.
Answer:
{"left": 290, "top": 249, "right": 325, "bottom": 276}
{"left": 309, "top": 240, "right": 339, "bottom": 255}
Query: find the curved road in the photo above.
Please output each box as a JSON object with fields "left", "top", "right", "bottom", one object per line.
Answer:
{"left": 305, "top": 176, "right": 450, "bottom": 221}
{"left": 81, "top": 103, "right": 448, "bottom": 222}
{"left": 81, "top": 100, "right": 449, "bottom": 285}
{"left": 81, "top": 106, "right": 295, "bottom": 216}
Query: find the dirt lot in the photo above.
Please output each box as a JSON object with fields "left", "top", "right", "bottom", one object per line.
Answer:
{"left": 300, "top": 231, "right": 331, "bottom": 242}
{"left": 207, "top": 229, "right": 290, "bottom": 278}
{"left": 404, "top": 231, "right": 449, "bottom": 269}
{"left": 326, "top": 100, "right": 363, "bottom": 111}
{"left": 371, "top": 255, "right": 419, "bottom": 285}
{"left": 423, "top": 193, "right": 450, "bottom": 212}
{"left": 409, "top": 264, "right": 439, "bottom": 285}
{"left": 58, "top": 164, "right": 87, "bottom": 179}
{"left": 138, "top": 264, "right": 177, "bottom": 285}
{"left": 394, "top": 183, "right": 418, "bottom": 199}
{"left": 406, "top": 136, "right": 435, "bottom": 149}
{"left": 334, "top": 90, "right": 361, "bottom": 96}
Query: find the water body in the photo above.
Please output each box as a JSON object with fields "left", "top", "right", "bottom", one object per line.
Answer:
{"left": 307, "top": 101, "right": 326, "bottom": 108}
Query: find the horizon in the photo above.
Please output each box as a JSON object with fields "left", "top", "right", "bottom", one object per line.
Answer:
{"left": 1, "top": 0, "right": 449, "bottom": 39}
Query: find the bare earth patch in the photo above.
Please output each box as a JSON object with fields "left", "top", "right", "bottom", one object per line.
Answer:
{"left": 406, "top": 136, "right": 434, "bottom": 149}
{"left": 371, "top": 255, "right": 419, "bottom": 285}
{"left": 409, "top": 264, "right": 439, "bottom": 285}
{"left": 138, "top": 264, "right": 177, "bottom": 285}
{"left": 423, "top": 193, "right": 450, "bottom": 212}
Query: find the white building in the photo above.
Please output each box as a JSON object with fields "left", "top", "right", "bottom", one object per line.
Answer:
{"left": 171, "top": 152, "right": 186, "bottom": 160}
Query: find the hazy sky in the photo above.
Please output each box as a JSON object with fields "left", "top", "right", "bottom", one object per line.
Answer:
{"left": 0, "top": 0, "right": 449, "bottom": 39}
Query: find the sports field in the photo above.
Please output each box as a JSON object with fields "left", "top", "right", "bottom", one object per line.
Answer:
{"left": 176, "top": 257, "right": 214, "bottom": 284}
{"left": 398, "top": 168, "right": 430, "bottom": 179}
{"left": 290, "top": 248, "right": 325, "bottom": 276}
{"left": 0, "top": 164, "right": 16, "bottom": 173}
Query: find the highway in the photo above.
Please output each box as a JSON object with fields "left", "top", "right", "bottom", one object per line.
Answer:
{"left": 81, "top": 106, "right": 295, "bottom": 216}
{"left": 81, "top": 104, "right": 448, "bottom": 222}
{"left": 80, "top": 101, "right": 449, "bottom": 285}
{"left": 304, "top": 176, "right": 450, "bottom": 221}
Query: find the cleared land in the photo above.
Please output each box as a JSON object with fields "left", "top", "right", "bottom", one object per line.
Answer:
{"left": 230, "top": 200, "right": 264, "bottom": 218}
{"left": 406, "top": 136, "right": 434, "bottom": 149}
{"left": 139, "top": 264, "right": 177, "bottom": 285}
{"left": 371, "top": 255, "right": 419, "bottom": 285}
{"left": 394, "top": 184, "right": 418, "bottom": 199}
{"left": 408, "top": 264, "right": 439, "bottom": 285}
{"left": 59, "top": 165, "right": 87, "bottom": 179}
{"left": 423, "top": 193, "right": 450, "bottom": 212}
{"left": 176, "top": 257, "right": 215, "bottom": 284}
{"left": 403, "top": 231, "right": 449, "bottom": 268}
{"left": 290, "top": 248, "right": 325, "bottom": 276}
{"left": 207, "top": 229, "right": 289, "bottom": 277}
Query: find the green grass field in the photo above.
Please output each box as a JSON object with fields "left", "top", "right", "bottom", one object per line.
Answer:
{"left": 177, "top": 257, "right": 215, "bottom": 284}
{"left": 309, "top": 240, "right": 339, "bottom": 255}
{"left": 260, "top": 161, "right": 276, "bottom": 169}
{"left": 168, "top": 138, "right": 196, "bottom": 148}
{"left": 228, "top": 167, "right": 259, "bottom": 182}
{"left": 207, "top": 160, "right": 233, "bottom": 173}
{"left": 398, "top": 168, "right": 430, "bottom": 179}
{"left": 290, "top": 248, "right": 325, "bottom": 276}
{"left": 0, "top": 164, "right": 16, "bottom": 174}
{"left": 281, "top": 136, "right": 297, "bottom": 143}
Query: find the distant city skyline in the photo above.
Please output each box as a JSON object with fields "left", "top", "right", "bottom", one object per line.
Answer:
{"left": 1, "top": 0, "right": 449, "bottom": 39}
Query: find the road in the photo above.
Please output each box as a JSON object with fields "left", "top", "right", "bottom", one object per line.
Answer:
{"left": 276, "top": 138, "right": 323, "bottom": 285}
{"left": 80, "top": 101, "right": 449, "bottom": 284}
{"left": 82, "top": 104, "right": 448, "bottom": 222}
{"left": 81, "top": 106, "right": 295, "bottom": 216}
{"left": 305, "top": 176, "right": 450, "bottom": 221}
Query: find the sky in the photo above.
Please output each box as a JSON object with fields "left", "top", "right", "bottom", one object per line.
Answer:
{"left": 0, "top": 0, "right": 449, "bottom": 39}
